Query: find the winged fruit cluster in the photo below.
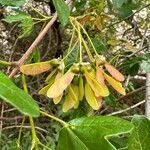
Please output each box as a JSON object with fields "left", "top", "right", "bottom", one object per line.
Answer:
{"left": 20, "top": 56, "right": 125, "bottom": 112}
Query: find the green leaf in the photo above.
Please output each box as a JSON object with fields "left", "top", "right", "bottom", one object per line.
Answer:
{"left": 57, "top": 116, "right": 133, "bottom": 150}
{"left": 142, "top": 52, "right": 150, "bottom": 60}
{"left": 140, "top": 60, "right": 150, "bottom": 73}
{"left": 89, "top": 0, "right": 105, "bottom": 13}
{"left": 120, "top": 57, "right": 141, "bottom": 76}
{"left": 0, "top": 72, "right": 39, "bottom": 117}
{"left": 104, "top": 94, "right": 117, "bottom": 107}
{"left": 57, "top": 127, "right": 88, "bottom": 150}
{"left": 0, "top": 60, "right": 11, "bottom": 69}
{"left": 127, "top": 115, "right": 150, "bottom": 150}
{"left": 52, "top": 0, "right": 70, "bottom": 26}
{"left": 3, "top": 11, "right": 34, "bottom": 38}
{"left": 19, "top": 17, "right": 34, "bottom": 38}
{"left": 112, "top": 0, "right": 139, "bottom": 24}
{"left": 64, "top": 46, "right": 78, "bottom": 71}
{"left": 3, "top": 11, "right": 31, "bottom": 23}
{"left": 117, "top": 2, "right": 138, "bottom": 19}
{"left": 109, "top": 135, "right": 129, "bottom": 149}
{"left": 0, "top": 0, "right": 26, "bottom": 6}
{"left": 32, "top": 48, "right": 41, "bottom": 63}
{"left": 75, "top": 0, "right": 86, "bottom": 12}
{"left": 91, "top": 38, "right": 107, "bottom": 53}
{"left": 112, "top": 0, "right": 127, "bottom": 8}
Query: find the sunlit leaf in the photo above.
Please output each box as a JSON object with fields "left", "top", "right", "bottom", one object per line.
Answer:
{"left": 54, "top": 95, "right": 63, "bottom": 104}
{"left": 20, "top": 61, "right": 52, "bottom": 75}
{"left": 96, "top": 67, "right": 105, "bottom": 86}
{"left": 85, "top": 81, "right": 99, "bottom": 110}
{"left": 63, "top": 86, "right": 76, "bottom": 112}
{"left": 53, "top": 72, "right": 63, "bottom": 104}
{"left": 105, "top": 63, "right": 125, "bottom": 82}
{"left": 70, "top": 84, "right": 79, "bottom": 109}
{"left": 79, "top": 76, "right": 84, "bottom": 101}
{"left": 96, "top": 96, "right": 103, "bottom": 108}
{"left": 38, "top": 84, "right": 51, "bottom": 95}
{"left": 62, "top": 83, "right": 79, "bottom": 112}
{"left": 84, "top": 71, "right": 109, "bottom": 97}
{"left": 103, "top": 72, "right": 126, "bottom": 95}
{"left": 47, "top": 71, "right": 75, "bottom": 98}
{"left": 45, "top": 69, "right": 57, "bottom": 83}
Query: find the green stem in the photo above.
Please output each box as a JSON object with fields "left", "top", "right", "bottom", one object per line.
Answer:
{"left": 77, "top": 23, "right": 82, "bottom": 63}
{"left": 32, "top": 17, "right": 51, "bottom": 21}
{"left": 66, "top": 28, "right": 75, "bottom": 55}
{"left": 17, "top": 117, "right": 25, "bottom": 148}
{"left": 62, "top": 41, "right": 78, "bottom": 61}
{"left": 39, "top": 142, "right": 52, "bottom": 150}
{"left": 0, "top": 60, "right": 13, "bottom": 66}
{"left": 69, "top": 17, "right": 94, "bottom": 62}
{"left": 62, "top": 28, "right": 76, "bottom": 61}
{"left": 27, "top": 3, "right": 49, "bottom": 19}
{"left": 40, "top": 110, "right": 68, "bottom": 126}
{"left": 109, "top": 54, "right": 123, "bottom": 64}
{"left": 29, "top": 116, "right": 39, "bottom": 150}
{"left": 81, "top": 36, "right": 94, "bottom": 62}
{"left": 77, "top": 20, "right": 99, "bottom": 56}
{"left": 22, "top": 74, "right": 28, "bottom": 93}
{"left": 21, "top": 74, "right": 52, "bottom": 150}
{"left": 22, "top": 75, "right": 39, "bottom": 150}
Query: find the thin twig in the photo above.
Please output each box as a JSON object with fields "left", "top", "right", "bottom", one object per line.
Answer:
{"left": 107, "top": 3, "right": 150, "bottom": 28}
{"left": 145, "top": 37, "right": 150, "bottom": 118}
{"left": 7, "top": 38, "right": 19, "bottom": 74}
{"left": 126, "top": 45, "right": 148, "bottom": 58}
{"left": 107, "top": 100, "right": 145, "bottom": 116}
{"left": 2, "top": 125, "right": 48, "bottom": 133}
{"left": 0, "top": 103, "right": 4, "bottom": 137}
{"left": 118, "top": 86, "right": 145, "bottom": 101}
{"left": 0, "top": 116, "right": 23, "bottom": 120}
{"left": 3, "top": 108, "right": 17, "bottom": 113}
{"left": 100, "top": 86, "right": 145, "bottom": 114}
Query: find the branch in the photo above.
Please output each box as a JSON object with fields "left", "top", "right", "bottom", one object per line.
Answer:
{"left": 9, "top": 13, "right": 58, "bottom": 78}
{"left": 107, "top": 100, "right": 145, "bottom": 116}
{"left": 99, "top": 86, "right": 145, "bottom": 115}
{"left": 118, "top": 86, "right": 145, "bottom": 101}
{"left": 2, "top": 125, "right": 48, "bottom": 133}
{"left": 106, "top": 3, "right": 150, "bottom": 28}
{"left": 0, "top": 116, "right": 23, "bottom": 120}
{"left": 145, "top": 37, "right": 150, "bottom": 118}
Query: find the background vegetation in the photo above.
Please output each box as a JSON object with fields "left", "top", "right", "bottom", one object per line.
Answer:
{"left": 0, "top": 0, "right": 150, "bottom": 149}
